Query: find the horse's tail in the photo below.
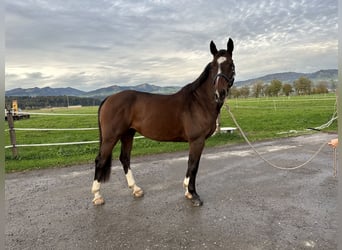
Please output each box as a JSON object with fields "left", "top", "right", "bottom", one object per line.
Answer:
{"left": 94, "top": 97, "right": 112, "bottom": 182}
{"left": 97, "top": 97, "right": 108, "bottom": 146}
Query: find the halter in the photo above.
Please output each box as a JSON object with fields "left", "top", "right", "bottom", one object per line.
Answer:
{"left": 213, "top": 73, "right": 234, "bottom": 88}
{"left": 212, "top": 68, "right": 234, "bottom": 104}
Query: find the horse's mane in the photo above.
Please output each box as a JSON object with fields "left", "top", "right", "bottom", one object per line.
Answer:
{"left": 180, "top": 63, "right": 211, "bottom": 94}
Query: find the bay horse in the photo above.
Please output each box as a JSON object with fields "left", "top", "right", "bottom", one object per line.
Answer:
{"left": 92, "top": 38, "right": 235, "bottom": 206}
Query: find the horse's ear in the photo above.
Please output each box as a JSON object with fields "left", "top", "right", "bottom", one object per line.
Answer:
{"left": 210, "top": 41, "right": 218, "bottom": 56}
{"left": 227, "top": 38, "right": 234, "bottom": 55}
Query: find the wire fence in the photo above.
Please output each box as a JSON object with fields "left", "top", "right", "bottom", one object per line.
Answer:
{"left": 5, "top": 96, "right": 337, "bottom": 152}
{"left": 4, "top": 111, "right": 145, "bottom": 153}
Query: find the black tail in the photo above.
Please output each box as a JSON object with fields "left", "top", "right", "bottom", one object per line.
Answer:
{"left": 94, "top": 153, "right": 112, "bottom": 182}
{"left": 97, "top": 97, "right": 108, "bottom": 146}
{"left": 94, "top": 97, "right": 112, "bottom": 182}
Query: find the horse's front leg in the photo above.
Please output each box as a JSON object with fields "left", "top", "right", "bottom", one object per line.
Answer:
{"left": 184, "top": 139, "right": 205, "bottom": 206}
{"left": 125, "top": 168, "right": 144, "bottom": 197}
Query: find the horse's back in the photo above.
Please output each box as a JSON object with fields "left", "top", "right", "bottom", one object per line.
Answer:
{"left": 100, "top": 90, "right": 188, "bottom": 141}
{"left": 102, "top": 90, "right": 179, "bottom": 112}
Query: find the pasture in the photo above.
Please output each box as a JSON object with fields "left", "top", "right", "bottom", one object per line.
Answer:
{"left": 4, "top": 94, "right": 337, "bottom": 172}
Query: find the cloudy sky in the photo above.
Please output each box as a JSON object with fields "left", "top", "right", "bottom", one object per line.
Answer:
{"left": 5, "top": 0, "right": 338, "bottom": 91}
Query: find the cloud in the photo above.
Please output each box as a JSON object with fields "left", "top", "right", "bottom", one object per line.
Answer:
{"left": 5, "top": 0, "right": 338, "bottom": 91}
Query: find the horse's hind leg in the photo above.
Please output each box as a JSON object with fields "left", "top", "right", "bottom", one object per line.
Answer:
{"left": 92, "top": 138, "right": 117, "bottom": 205}
{"left": 92, "top": 179, "right": 104, "bottom": 205}
{"left": 120, "top": 129, "right": 144, "bottom": 198}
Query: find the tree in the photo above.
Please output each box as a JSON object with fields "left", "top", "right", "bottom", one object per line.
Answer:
{"left": 313, "top": 81, "right": 329, "bottom": 94}
{"left": 264, "top": 85, "right": 271, "bottom": 97}
{"left": 252, "top": 81, "right": 264, "bottom": 98}
{"left": 293, "top": 76, "right": 312, "bottom": 95}
{"left": 282, "top": 83, "right": 293, "bottom": 96}
{"left": 240, "top": 86, "right": 250, "bottom": 98}
{"left": 268, "top": 79, "right": 282, "bottom": 96}
{"left": 330, "top": 80, "right": 337, "bottom": 91}
{"left": 229, "top": 86, "right": 240, "bottom": 98}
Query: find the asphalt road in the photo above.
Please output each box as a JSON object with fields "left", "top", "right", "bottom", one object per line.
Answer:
{"left": 6, "top": 133, "right": 338, "bottom": 250}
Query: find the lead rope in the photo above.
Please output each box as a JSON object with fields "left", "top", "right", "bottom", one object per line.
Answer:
{"left": 224, "top": 104, "right": 328, "bottom": 170}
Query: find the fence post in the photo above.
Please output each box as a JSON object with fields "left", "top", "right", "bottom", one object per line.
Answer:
{"left": 6, "top": 108, "right": 18, "bottom": 158}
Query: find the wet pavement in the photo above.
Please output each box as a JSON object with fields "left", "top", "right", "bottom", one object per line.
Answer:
{"left": 5, "top": 133, "right": 338, "bottom": 249}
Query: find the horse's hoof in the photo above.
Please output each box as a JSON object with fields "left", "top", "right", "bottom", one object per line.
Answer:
{"left": 191, "top": 198, "right": 203, "bottom": 207}
{"left": 185, "top": 191, "right": 193, "bottom": 200}
{"left": 133, "top": 187, "right": 144, "bottom": 198}
{"left": 93, "top": 197, "right": 105, "bottom": 206}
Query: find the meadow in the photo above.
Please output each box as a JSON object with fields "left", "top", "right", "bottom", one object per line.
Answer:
{"left": 4, "top": 94, "right": 337, "bottom": 172}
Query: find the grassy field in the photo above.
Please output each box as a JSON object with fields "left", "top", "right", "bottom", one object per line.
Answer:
{"left": 4, "top": 94, "right": 337, "bottom": 172}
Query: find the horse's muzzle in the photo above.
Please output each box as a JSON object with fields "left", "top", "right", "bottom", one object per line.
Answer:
{"left": 213, "top": 73, "right": 234, "bottom": 103}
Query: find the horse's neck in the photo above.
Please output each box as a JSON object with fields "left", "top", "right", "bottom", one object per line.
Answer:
{"left": 178, "top": 65, "right": 220, "bottom": 118}
{"left": 195, "top": 77, "right": 213, "bottom": 99}
{"left": 192, "top": 75, "right": 221, "bottom": 116}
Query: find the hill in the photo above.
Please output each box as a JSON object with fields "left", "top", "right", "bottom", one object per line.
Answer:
{"left": 6, "top": 87, "right": 86, "bottom": 97}
{"left": 5, "top": 84, "right": 180, "bottom": 98}
{"left": 83, "top": 83, "right": 180, "bottom": 98}
{"left": 235, "top": 69, "right": 337, "bottom": 86}
{"left": 5, "top": 69, "right": 337, "bottom": 98}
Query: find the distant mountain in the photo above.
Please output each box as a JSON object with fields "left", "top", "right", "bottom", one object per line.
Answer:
{"left": 5, "top": 69, "right": 337, "bottom": 98}
{"left": 6, "top": 87, "right": 86, "bottom": 97}
{"left": 5, "top": 84, "right": 179, "bottom": 98}
{"left": 82, "top": 83, "right": 179, "bottom": 98}
{"left": 309, "top": 69, "right": 338, "bottom": 81}
{"left": 235, "top": 69, "right": 337, "bottom": 87}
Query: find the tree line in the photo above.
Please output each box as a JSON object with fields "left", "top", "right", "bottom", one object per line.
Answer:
{"left": 5, "top": 76, "right": 336, "bottom": 109}
{"left": 5, "top": 96, "right": 102, "bottom": 110}
{"left": 229, "top": 76, "right": 336, "bottom": 98}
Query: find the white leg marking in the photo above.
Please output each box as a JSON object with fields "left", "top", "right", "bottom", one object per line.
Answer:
{"left": 183, "top": 177, "right": 192, "bottom": 199}
{"left": 126, "top": 169, "right": 136, "bottom": 188}
{"left": 91, "top": 180, "right": 105, "bottom": 205}
{"left": 126, "top": 169, "right": 144, "bottom": 197}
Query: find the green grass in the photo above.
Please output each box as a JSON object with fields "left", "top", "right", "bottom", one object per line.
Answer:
{"left": 223, "top": 95, "right": 337, "bottom": 140}
{"left": 5, "top": 94, "right": 337, "bottom": 172}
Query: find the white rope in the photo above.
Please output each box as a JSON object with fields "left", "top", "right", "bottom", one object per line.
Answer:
{"left": 225, "top": 104, "right": 328, "bottom": 170}
{"left": 276, "top": 99, "right": 337, "bottom": 134}
{"left": 314, "top": 112, "right": 338, "bottom": 130}
{"left": 4, "top": 140, "right": 100, "bottom": 148}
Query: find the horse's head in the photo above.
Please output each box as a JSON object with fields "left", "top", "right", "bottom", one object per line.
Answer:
{"left": 210, "top": 38, "right": 235, "bottom": 104}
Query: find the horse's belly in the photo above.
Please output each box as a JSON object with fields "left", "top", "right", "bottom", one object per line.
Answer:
{"left": 132, "top": 116, "right": 187, "bottom": 142}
